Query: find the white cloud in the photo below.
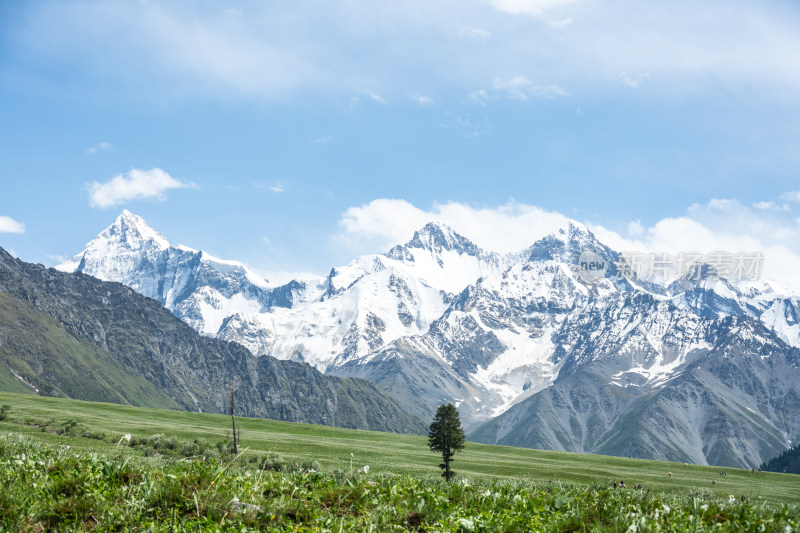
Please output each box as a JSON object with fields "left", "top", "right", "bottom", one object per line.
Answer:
{"left": 336, "top": 199, "right": 572, "bottom": 255}
{"left": 0, "top": 216, "right": 25, "bottom": 234}
{"left": 595, "top": 198, "right": 800, "bottom": 287}
{"left": 269, "top": 185, "right": 285, "bottom": 193}
{"left": 489, "top": 0, "right": 584, "bottom": 16}
{"left": 87, "top": 168, "right": 194, "bottom": 209}
{"left": 780, "top": 191, "right": 800, "bottom": 202}
{"left": 336, "top": 197, "right": 800, "bottom": 287}
{"left": 627, "top": 220, "right": 644, "bottom": 236}
{"left": 459, "top": 26, "right": 492, "bottom": 39}
{"left": 409, "top": 94, "right": 435, "bottom": 106}
{"left": 84, "top": 141, "right": 113, "bottom": 155}
{"left": 313, "top": 136, "right": 333, "bottom": 144}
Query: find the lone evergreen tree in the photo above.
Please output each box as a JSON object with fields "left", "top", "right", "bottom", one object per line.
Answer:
{"left": 427, "top": 403, "right": 466, "bottom": 481}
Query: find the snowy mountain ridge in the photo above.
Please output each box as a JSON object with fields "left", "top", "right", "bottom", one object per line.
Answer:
{"left": 58, "top": 211, "right": 800, "bottom": 467}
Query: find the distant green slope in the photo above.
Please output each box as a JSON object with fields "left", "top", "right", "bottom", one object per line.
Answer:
{"left": 0, "top": 247, "right": 425, "bottom": 434}
{"left": 0, "top": 292, "right": 181, "bottom": 408}
{"left": 2, "top": 391, "right": 799, "bottom": 506}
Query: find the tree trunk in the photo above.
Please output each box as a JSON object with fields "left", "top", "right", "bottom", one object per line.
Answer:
{"left": 230, "top": 384, "right": 238, "bottom": 455}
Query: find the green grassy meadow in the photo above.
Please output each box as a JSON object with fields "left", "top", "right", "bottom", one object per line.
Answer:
{"left": 1, "top": 391, "right": 797, "bottom": 507}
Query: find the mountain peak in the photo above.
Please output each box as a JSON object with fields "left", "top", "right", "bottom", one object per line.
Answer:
{"left": 383, "top": 221, "right": 487, "bottom": 267}
{"left": 526, "top": 221, "right": 614, "bottom": 265}
{"left": 406, "top": 221, "right": 479, "bottom": 254}
{"left": 55, "top": 211, "right": 174, "bottom": 273}
{"left": 104, "top": 211, "right": 172, "bottom": 251}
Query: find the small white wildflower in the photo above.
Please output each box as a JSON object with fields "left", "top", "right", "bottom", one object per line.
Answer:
{"left": 662, "top": 504, "right": 671, "bottom": 513}
{"left": 626, "top": 524, "right": 638, "bottom": 533}
{"left": 124, "top": 434, "right": 131, "bottom": 442}
{"left": 232, "top": 496, "right": 240, "bottom": 504}
{"left": 363, "top": 465, "right": 369, "bottom": 474}
{"left": 483, "top": 489, "right": 491, "bottom": 497}
{"left": 458, "top": 518, "right": 475, "bottom": 532}
{"left": 700, "top": 504, "right": 709, "bottom": 512}
{"left": 21, "top": 453, "right": 26, "bottom": 461}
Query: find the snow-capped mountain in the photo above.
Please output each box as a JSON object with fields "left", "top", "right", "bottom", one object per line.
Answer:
{"left": 59, "top": 211, "right": 800, "bottom": 467}
{"left": 57, "top": 210, "right": 300, "bottom": 352}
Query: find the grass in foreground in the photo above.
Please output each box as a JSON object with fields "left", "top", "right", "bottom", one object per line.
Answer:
{"left": 2, "top": 432, "right": 799, "bottom": 532}
{"left": 1, "top": 391, "right": 800, "bottom": 531}
{"left": 1, "top": 392, "right": 798, "bottom": 506}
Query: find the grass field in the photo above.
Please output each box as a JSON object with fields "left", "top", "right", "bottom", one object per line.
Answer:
{"left": 1, "top": 391, "right": 797, "bottom": 506}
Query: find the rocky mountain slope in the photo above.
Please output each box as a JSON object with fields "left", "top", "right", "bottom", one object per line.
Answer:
{"left": 0, "top": 247, "right": 425, "bottom": 434}
{"left": 58, "top": 212, "right": 800, "bottom": 467}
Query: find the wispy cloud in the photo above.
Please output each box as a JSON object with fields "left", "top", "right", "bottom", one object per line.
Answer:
{"left": 84, "top": 141, "right": 113, "bottom": 155}
{"left": 46, "top": 253, "right": 70, "bottom": 264}
{"left": 87, "top": 168, "right": 194, "bottom": 209}
{"left": 489, "top": 0, "right": 584, "bottom": 16}
{"left": 0, "top": 216, "right": 25, "bottom": 234}
{"left": 620, "top": 72, "right": 651, "bottom": 89}
{"left": 753, "top": 201, "right": 789, "bottom": 211}
{"left": 547, "top": 17, "right": 573, "bottom": 28}
{"left": 492, "top": 76, "right": 568, "bottom": 99}
{"left": 469, "top": 89, "right": 490, "bottom": 106}
{"left": 254, "top": 182, "right": 286, "bottom": 192}
{"left": 313, "top": 136, "right": 333, "bottom": 144}
{"left": 409, "top": 94, "right": 435, "bottom": 106}
{"left": 459, "top": 26, "right": 491, "bottom": 39}
{"left": 363, "top": 89, "right": 388, "bottom": 104}
{"left": 10, "top": 1, "right": 800, "bottom": 103}
{"left": 469, "top": 78, "right": 566, "bottom": 106}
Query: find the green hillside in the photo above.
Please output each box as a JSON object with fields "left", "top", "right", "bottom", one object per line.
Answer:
{"left": 1, "top": 392, "right": 798, "bottom": 506}
{"left": 0, "top": 292, "right": 183, "bottom": 408}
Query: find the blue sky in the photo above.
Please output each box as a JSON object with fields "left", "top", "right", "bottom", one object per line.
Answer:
{"left": 1, "top": 0, "right": 799, "bottom": 283}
